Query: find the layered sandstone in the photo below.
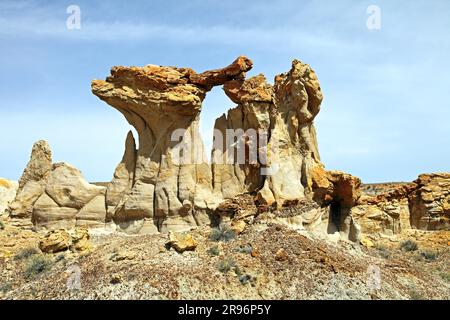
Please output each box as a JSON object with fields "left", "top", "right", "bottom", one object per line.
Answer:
{"left": 353, "top": 182, "right": 416, "bottom": 235}
{"left": 8, "top": 140, "right": 52, "bottom": 218}
{"left": 4, "top": 57, "right": 448, "bottom": 241}
{"left": 32, "top": 162, "right": 106, "bottom": 229}
{"left": 7, "top": 141, "right": 107, "bottom": 230}
{"left": 92, "top": 56, "right": 325, "bottom": 233}
{"left": 409, "top": 173, "right": 450, "bottom": 230}
{"left": 215, "top": 60, "right": 324, "bottom": 206}
{"left": 349, "top": 174, "right": 450, "bottom": 237}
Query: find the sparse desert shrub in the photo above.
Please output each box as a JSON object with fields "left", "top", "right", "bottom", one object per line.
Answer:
{"left": 55, "top": 253, "right": 66, "bottom": 263}
{"left": 374, "top": 244, "right": 390, "bottom": 259}
{"left": 408, "top": 288, "right": 425, "bottom": 300}
{"left": 440, "top": 272, "right": 450, "bottom": 282}
{"left": 400, "top": 240, "right": 418, "bottom": 252}
{"left": 207, "top": 246, "right": 220, "bottom": 256}
{"left": 420, "top": 250, "right": 437, "bottom": 261}
{"left": 236, "top": 244, "right": 253, "bottom": 255}
{"left": 0, "top": 221, "right": 5, "bottom": 230}
{"left": 23, "top": 255, "right": 53, "bottom": 278}
{"left": 0, "top": 282, "right": 12, "bottom": 294}
{"left": 217, "top": 257, "right": 237, "bottom": 273}
{"left": 239, "top": 274, "right": 252, "bottom": 285}
{"left": 210, "top": 224, "right": 236, "bottom": 242}
{"left": 14, "top": 247, "right": 39, "bottom": 261}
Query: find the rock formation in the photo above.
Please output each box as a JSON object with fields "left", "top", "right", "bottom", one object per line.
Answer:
{"left": 409, "top": 173, "right": 450, "bottom": 230}
{"left": 4, "top": 56, "right": 448, "bottom": 241}
{"left": 32, "top": 162, "right": 106, "bottom": 229}
{"left": 353, "top": 182, "right": 416, "bottom": 236}
{"left": 7, "top": 141, "right": 107, "bottom": 230}
{"left": 347, "top": 173, "right": 450, "bottom": 239}
{"left": 215, "top": 60, "right": 323, "bottom": 206}
{"left": 39, "top": 227, "right": 92, "bottom": 254}
{"left": 8, "top": 140, "right": 52, "bottom": 218}
{"left": 91, "top": 57, "right": 254, "bottom": 233}
{"left": 91, "top": 56, "right": 325, "bottom": 233}
{"left": 0, "top": 179, "right": 18, "bottom": 215}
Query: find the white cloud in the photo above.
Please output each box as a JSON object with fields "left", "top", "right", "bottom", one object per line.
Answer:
{"left": 0, "top": 13, "right": 367, "bottom": 55}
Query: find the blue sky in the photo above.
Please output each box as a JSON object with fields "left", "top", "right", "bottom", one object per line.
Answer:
{"left": 0, "top": 0, "right": 449, "bottom": 183}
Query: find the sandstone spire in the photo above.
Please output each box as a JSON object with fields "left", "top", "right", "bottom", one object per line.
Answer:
{"left": 8, "top": 140, "right": 53, "bottom": 218}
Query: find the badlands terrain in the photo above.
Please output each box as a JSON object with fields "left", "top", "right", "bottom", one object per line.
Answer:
{"left": 0, "top": 56, "right": 448, "bottom": 300}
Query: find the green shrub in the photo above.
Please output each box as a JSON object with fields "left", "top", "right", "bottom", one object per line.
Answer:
{"left": 0, "top": 282, "right": 12, "bottom": 294}
{"left": 23, "top": 255, "right": 53, "bottom": 278}
{"left": 409, "top": 288, "right": 425, "bottom": 300}
{"left": 14, "top": 247, "right": 39, "bottom": 261}
{"left": 374, "top": 244, "right": 390, "bottom": 259}
{"left": 400, "top": 240, "right": 418, "bottom": 252}
{"left": 55, "top": 253, "right": 66, "bottom": 263}
{"left": 239, "top": 274, "right": 252, "bottom": 285}
{"left": 440, "top": 272, "right": 450, "bottom": 282}
{"left": 420, "top": 250, "right": 437, "bottom": 261}
{"left": 207, "top": 246, "right": 220, "bottom": 256}
{"left": 210, "top": 225, "right": 236, "bottom": 242}
{"left": 217, "top": 257, "right": 237, "bottom": 273}
{"left": 237, "top": 244, "right": 253, "bottom": 255}
{"left": 0, "top": 221, "right": 5, "bottom": 230}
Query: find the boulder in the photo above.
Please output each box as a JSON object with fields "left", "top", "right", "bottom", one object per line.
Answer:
{"left": 70, "top": 228, "right": 92, "bottom": 254}
{"left": 39, "top": 228, "right": 92, "bottom": 254}
{"left": 275, "top": 248, "right": 288, "bottom": 261}
{"left": 110, "top": 249, "right": 136, "bottom": 262}
{"left": 39, "top": 229, "right": 72, "bottom": 253}
{"left": 167, "top": 231, "right": 198, "bottom": 253}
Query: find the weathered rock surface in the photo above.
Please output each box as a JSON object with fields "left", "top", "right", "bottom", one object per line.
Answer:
{"left": 409, "top": 173, "right": 450, "bottom": 230}
{"left": 39, "top": 227, "right": 92, "bottom": 254}
{"left": 105, "top": 131, "right": 136, "bottom": 219}
{"left": 353, "top": 183, "right": 416, "bottom": 236}
{"left": 6, "top": 57, "right": 449, "bottom": 242}
{"left": 71, "top": 227, "right": 92, "bottom": 254}
{"left": 167, "top": 231, "right": 198, "bottom": 253}
{"left": 348, "top": 174, "right": 450, "bottom": 237}
{"left": 8, "top": 141, "right": 107, "bottom": 230}
{"left": 92, "top": 57, "right": 325, "bottom": 234}
{"left": 39, "top": 229, "right": 72, "bottom": 253}
{"left": 92, "top": 58, "right": 253, "bottom": 233}
{"left": 215, "top": 60, "right": 323, "bottom": 207}
{"left": 8, "top": 140, "right": 52, "bottom": 218}
{"left": 32, "top": 162, "right": 107, "bottom": 230}
{"left": 0, "top": 179, "right": 18, "bottom": 215}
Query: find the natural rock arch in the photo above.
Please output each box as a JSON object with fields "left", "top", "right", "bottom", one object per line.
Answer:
{"left": 91, "top": 56, "right": 326, "bottom": 233}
